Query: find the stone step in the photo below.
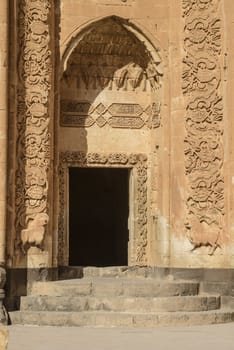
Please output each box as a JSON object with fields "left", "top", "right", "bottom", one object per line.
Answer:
{"left": 9, "top": 309, "right": 234, "bottom": 327}
{"left": 58, "top": 266, "right": 234, "bottom": 282}
{"left": 30, "top": 279, "right": 199, "bottom": 297}
{"left": 20, "top": 295, "right": 220, "bottom": 313}
{"left": 59, "top": 266, "right": 167, "bottom": 280}
{"left": 58, "top": 266, "right": 203, "bottom": 280}
{"left": 221, "top": 296, "right": 234, "bottom": 309}
{"left": 200, "top": 282, "right": 234, "bottom": 296}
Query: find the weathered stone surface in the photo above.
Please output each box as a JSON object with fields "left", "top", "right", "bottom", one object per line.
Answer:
{"left": 20, "top": 295, "right": 220, "bottom": 313}
{"left": 221, "top": 296, "right": 234, "bottom": 309}
{"left": 9, "top": 270, "right": 234, "bottom": 327}
{"left": 9, "top": 310, "right": 234, "bottom": 328}
{"left": 200, "top": 282, "right": 234, "bottom": 296}
{"left": 0, "top": 327, "right": 8, "bottom": 350}
{"left": 3, "top": 0, "right": 234, "bottom": 330}
{"left": 4, "top": 0, "right": 234, "bottom": 277}
{"left": 30, "top": 278, "right": 199, "bottom": 298}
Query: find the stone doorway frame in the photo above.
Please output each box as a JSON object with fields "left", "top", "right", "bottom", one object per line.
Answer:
{"left": 58, "top": 151, "right": 148, "bottom": 266}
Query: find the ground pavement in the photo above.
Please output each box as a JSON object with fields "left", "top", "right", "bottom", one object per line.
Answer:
{"left": 7, "top": 323, "right": 234, "bottom": 350}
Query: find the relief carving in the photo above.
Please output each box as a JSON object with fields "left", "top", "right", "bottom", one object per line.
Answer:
{"left": 15, "top": 0, "right": 52, "bottom": 252}
{"left": 108, "top": 116, "right": 145, "bottom": 129}
{"left": 61, "top": 101, "right": 158, "bottom": 129}
{"left": 58, "top": 152, "right": 148, "bottom": 266}
{"left": 108, "top": 103, "right": 143, "bottom": 117}
{"left": 21, "top": 213, "right": 49, "bottom": 253}
{"left": 184, "top": 17, "right": 221, "bottom": 54}
{"left": 61, "top": 17, "right": 162, "bottom": 130}
{"left": 182, "top": 0, "right": 215, "bottom": 16}
{"left": 182, "top": 53, "right": 220, "bottom": 97}
{"left": 183, "top": 0, "right": 224, "bottom": 254}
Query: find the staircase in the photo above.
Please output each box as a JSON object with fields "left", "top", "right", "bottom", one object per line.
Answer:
{"left": 9, "top": 267, "right": 234, "bottom": 327}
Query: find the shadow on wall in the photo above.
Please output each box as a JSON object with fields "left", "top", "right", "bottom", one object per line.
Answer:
{"left": 60, "top": 16, "right": 162, "bottom": 136}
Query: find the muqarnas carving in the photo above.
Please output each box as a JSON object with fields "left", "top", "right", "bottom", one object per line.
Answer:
{"left": 63, "top": 18, "right": 162, "bottom": 92}
{"left": 183, "top": 0, "right": 225, "bottom": 254}
{"left": 61, "top": 17, "right": 162, "bottom": 130}
{"left": 15, "top": 0, "right": 52, "bottom": 252}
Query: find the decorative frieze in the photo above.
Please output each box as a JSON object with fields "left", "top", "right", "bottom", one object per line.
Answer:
{"left": 183, "top": 0, "right": 224, "bottom": 254}
{"left": 58, "top": 152, "right": 148, "bottom": 266}
{"left": 15, "top": 0, "right": 52, "bottom": 251}
{"left": 60, "top": 101, "right": 161, "bottom": 129}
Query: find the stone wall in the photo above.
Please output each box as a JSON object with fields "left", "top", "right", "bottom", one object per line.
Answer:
{"left": 57, "top": 0, "right": 170, "bottom": 266}
{"left": 5, "top": 0, "right": 234, "bottom": 273}
{"left": 57, "top": 0, "right": 234, "bottom": 268}
{"left": 0, "top": 327, "right": 8, "bottom": 350}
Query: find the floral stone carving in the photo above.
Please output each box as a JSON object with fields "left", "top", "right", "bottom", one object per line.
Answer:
{"left": 58, "top": 152, "right": 148, "bottom": 266}
{"left": 15, "top": 0, "right": 52, "bottom": 251}
{"left": 183, "top": 0, "right": 225, "bottom": 254}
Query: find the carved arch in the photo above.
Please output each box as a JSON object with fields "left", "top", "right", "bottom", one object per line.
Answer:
{"left": 57, "top": 16, "right": 164, "bottom": 266}
{"left": 60, "top": 16, "right": 163, "bottom": 129}
{"left": 61, "top": 15, "right": 163, "bottom": 75}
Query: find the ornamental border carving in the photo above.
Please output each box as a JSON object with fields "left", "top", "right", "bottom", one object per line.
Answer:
{"left": 60, "top": 101, "right": 161, "bottom": 129}
{"left": 58, "top": 152, "right": 148, "bottom": 266}
{"left": 182, "top": 0, "right": 224, "bottom": 254}
{"left": 15, "top": 0, "right": 52, "bottom": 249}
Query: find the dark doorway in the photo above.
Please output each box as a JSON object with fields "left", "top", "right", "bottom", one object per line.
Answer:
{"left": 69, "top": 167, "right": 129, "bottom": 266}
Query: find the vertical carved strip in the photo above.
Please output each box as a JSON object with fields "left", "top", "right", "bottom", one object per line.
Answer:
{"left": 15, "top": 0, "right": 52, "bottom": 250}
{"left": 182, "top": 0, "right": 224, "bottom": 254}
{"left": 135, "top": 155, "right": 148, "bottom": 264}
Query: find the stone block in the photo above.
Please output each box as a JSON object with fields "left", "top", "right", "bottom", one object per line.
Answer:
{"left": 0, "top": 327, "right": 8, "bottom": 350}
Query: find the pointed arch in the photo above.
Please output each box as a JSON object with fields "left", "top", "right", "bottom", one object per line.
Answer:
{"left": 60, "top": 15, "right": 163, "bottom": 77}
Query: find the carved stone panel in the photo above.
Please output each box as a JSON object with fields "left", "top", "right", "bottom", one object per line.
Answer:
{"left": 63, "top": 18, "right": 162, "bottom": 92}
{"left": 15, "top": 0, "right": 52, "bottom": 253}
{"left": 182, "top": 0, "right": 224, "bottom": 254}
{"left": 58, "top": 152, "right": 148, "bottom": 266}
{"left": 60, "top": 17, "right": 162, "bottom": 130}
{"left": 61, "top": 101, "right": 160, "bottom": 129}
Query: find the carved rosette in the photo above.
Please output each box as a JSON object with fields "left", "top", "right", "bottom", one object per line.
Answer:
{"left": 15, "top": 0, "right": 52, "bottom": 246}
{"left": 58, "top": 152, "right": 148, "bottom": 266}
{"left": 182, "top": 0, "right": 224, "bottom": 254}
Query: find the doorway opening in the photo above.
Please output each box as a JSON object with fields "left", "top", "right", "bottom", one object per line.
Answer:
{"left": 69, "top": 167, "right": 129, "bottom": 266}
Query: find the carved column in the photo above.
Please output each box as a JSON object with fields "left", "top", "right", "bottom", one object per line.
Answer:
{"left": 0, "top": 0, "right": 8, "bottom": 324}
{"left": 14, "top": 0, "right": 54, "bottom": 270}
{"left": 183, "top": 0, "right": 224, "bottom": 254}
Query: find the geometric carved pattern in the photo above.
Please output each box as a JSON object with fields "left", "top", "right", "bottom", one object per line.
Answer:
{"left": 58, "top": 152, "right": 148, "bottom": 266}
{"left": 15, "top": 0, "right": 52, "bottom": 247}
{"left": 60, "top": 101, "right": 161, "bottom": 129}
{"left": 183, "top": 0, "right": 224, "bottom": 254}
{"left": 61, "top": 17, "right": 162, "bottom": 131}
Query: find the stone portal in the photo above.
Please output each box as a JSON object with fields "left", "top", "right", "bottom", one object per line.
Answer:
{"left": 59, "top": 16, "right": 162, "bottom": 266}
{"left": 69, "top": 167, "right": 129, "bottom": 266}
